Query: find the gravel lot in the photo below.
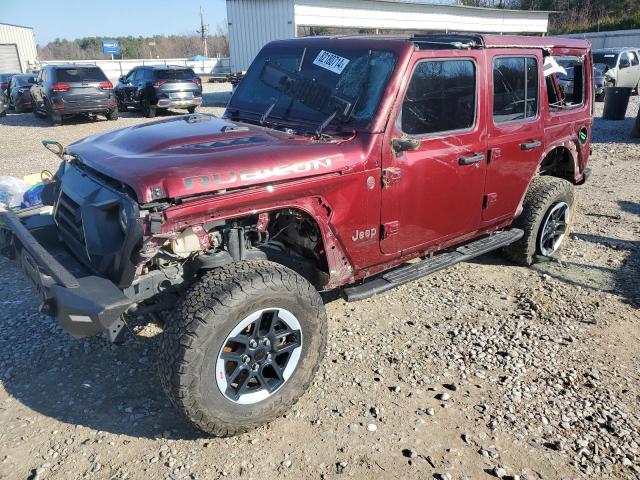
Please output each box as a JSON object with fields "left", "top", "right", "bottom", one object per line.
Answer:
{"left": 0, "top": 87, "right": 639, "bottom": 480}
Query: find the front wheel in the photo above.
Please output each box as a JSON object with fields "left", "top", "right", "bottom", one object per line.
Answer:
{"left": 503, "top": 176, "right": 575, "bottom": 266}
{"left": 159, "top": 260, "right": 327, "bottom": 436}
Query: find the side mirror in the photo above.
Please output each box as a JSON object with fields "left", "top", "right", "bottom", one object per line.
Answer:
{"left": 619, "top": 59, "right": 630, "bottom": 69}
{"left": 392, "top": 137, "right": 420, "bottom": 154}
{"left": 118, "top": 75, "right": 126, "bottom": 83}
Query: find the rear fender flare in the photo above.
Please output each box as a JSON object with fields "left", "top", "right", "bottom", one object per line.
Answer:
{"left": 514, "top": 140, "right": 580, "bottom": 218}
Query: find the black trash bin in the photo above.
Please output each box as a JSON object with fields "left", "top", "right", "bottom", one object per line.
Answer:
{"left": 632, "top": 105, "right": 640, "bottom": 138}
{"left": 603, "top": 87, "right": 632, "bottom": 120}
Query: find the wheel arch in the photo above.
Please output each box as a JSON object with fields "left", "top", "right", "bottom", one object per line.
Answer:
{"left": 538, "top": 143, "right": 580, "bottom": 183}
{"left": 162, "top": 197, "right": 354, "bottom": 290}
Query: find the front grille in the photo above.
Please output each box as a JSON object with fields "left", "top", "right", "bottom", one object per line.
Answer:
{"left": 55, "top": 191, "right": 86, "bottom": 253}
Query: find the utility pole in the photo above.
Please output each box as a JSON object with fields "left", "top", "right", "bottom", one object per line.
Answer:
{"left": 197, "top": 6, "right": 209, "bottom": 58}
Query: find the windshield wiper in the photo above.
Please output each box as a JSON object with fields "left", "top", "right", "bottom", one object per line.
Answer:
{"left": 260, "top": 99, "right": 278, "bottom": 126}
{"left": 315, "top": 110, "right": 339, "bottom": 138}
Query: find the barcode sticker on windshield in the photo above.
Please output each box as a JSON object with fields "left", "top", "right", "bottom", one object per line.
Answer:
{"left": 313, "top": 50, "right": 350, "bottom": 74}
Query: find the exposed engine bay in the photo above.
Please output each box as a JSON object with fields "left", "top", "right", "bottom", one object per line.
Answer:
{"left": 126, "top": 208, "right": 330, "bottom": 312}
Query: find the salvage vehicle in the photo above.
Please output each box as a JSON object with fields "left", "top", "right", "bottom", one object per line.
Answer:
{"left": 31, "top": 65, "right": 118, "bottom": 125}
{"left": 0, "top": 72, "right": 19, "bottom": 91}
{"left": 7, "top": 73, "right": 36, "bottom": 112}
{"left": 592, "top": 48, "right": 640, "bottom": 91}
{"left": 0, "top": 34, "right": 592, "bottom": 436}
{"left": 114, "top": 66, "right": 202, "bottom": 117}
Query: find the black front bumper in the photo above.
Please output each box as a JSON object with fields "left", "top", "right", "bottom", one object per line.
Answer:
{"left": 0, "top": 205, "right": 132, "bottom": 341}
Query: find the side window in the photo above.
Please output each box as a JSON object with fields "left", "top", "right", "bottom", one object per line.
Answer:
{"left": 620, "top": 52, "right": 630, "bottom": 66}
{"left": 553, "top": 56, "right": 585, "bottom": 108}
{"left": 629, "top": 51, "right": 639, "bottom": 66}
{"left": 493, "top": 57, "right": 538, "bottom": 123}
{"left": 400, "top": 59, "right": 476, "bottom": 135}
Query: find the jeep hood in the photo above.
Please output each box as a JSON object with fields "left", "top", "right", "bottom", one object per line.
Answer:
{"left": 67, "top": 114, "right": 351, "bottom": 203}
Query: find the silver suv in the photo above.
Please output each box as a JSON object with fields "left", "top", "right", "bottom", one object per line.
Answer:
{"left": 593, "top": 48, "right": 640, "bottom": 91}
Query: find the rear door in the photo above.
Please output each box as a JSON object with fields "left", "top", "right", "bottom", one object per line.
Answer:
{"left": 55, "top": 67, "right": 110, "bottom": 106}
{"left": 380, "top": 50, "right": 487, "bottom": 255}
{"left": 482, "top": 50, "right": 544, "bottom": 224}
{"left": 156, "top": 68, "right": 200, "bottom": 100}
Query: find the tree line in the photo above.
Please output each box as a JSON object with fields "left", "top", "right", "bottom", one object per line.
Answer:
{"left": 38, "top": 31, "right": 229, "bottom": 60}
{"left": 460, "top": 0, "right": 640, "bottom": 33}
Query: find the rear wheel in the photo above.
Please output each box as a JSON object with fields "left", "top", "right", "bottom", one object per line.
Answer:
{"left": 502, "top": 176, "right": 575, "bottom": 266}
{"left": 159, "top": 260, "right": 327, "bottom": 436}
{"left": 107, "top": 108, "right": 119, "bottom": 121}
{"left": 47, "top": 103, "right": 62, "bottom": 126}
{"left": 142, "top": 97, "right": 156, "bottom": 118}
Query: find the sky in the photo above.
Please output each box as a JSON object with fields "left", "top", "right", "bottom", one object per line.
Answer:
{"left": 2, "top": 0, "right": 227, "bottom": 45}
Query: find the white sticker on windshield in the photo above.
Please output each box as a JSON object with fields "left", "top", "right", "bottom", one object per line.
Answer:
{"left": 313, "top": 50, "right": 350, "bottom": 74}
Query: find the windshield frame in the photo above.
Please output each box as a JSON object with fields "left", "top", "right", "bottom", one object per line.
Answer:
{"left": 225, "top": 38, "right": 412, "bottom": 134}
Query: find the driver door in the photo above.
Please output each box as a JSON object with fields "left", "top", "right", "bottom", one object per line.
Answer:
{"left": 380, "top": 50, "right": 487, "bottom": 255}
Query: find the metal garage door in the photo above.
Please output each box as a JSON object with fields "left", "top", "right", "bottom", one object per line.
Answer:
{"left": 0, "top": 44, "right": 21, "bottom": 73}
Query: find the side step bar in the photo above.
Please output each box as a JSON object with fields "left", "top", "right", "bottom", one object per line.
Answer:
{"left": 343, "top": 228, "right": 523, "bottom": 302}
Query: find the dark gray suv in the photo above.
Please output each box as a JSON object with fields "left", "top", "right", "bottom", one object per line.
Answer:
{"left": 31, "top": 65, "right": 118, "bottom": 125}
{"left": 114, "top": 66, "right": 202, "bottom": 118}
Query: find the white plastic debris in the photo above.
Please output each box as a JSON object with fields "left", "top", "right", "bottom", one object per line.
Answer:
{"left": 0, "top": 176, "right": 30, "bottom": 208}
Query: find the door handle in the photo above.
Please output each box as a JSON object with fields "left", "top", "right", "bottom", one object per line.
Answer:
{"left": 459, "top": 153, "right": 485, "bottom": 165}
{"left": 520, "top": 140, "right": 542, "bottom": 151}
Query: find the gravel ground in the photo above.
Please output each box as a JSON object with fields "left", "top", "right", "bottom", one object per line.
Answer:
{"left": 0, "top": 89, "right": 638, "bottom": 480}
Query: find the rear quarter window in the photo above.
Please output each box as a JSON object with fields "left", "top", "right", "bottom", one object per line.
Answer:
{"left": 55, "top": 67, "right": 107, "bottom": 82}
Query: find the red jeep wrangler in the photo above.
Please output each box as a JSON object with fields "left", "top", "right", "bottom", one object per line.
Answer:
{"left": 0, "top": 34, "right": 592, "bottom": 436}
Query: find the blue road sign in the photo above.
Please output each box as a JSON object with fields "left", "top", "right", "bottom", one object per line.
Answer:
{"left": 102, "top": 40, "right": 121, "bottom": 55}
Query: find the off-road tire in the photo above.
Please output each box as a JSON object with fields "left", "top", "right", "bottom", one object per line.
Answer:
{"left": 107, "top": 108, "right": 119, "bottom": 121}
{"left": 503, "top": 176, "right": 575, "bottom": 266}
{"left": 158, "top": 260, "right": 327, "bottom": 436}
{"left": 142, "top": 97, "right": 156, "bottom": 118}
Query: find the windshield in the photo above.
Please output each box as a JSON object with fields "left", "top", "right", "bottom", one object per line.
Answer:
{"left": 55, "top": 67, "right": 107, "bottom": 82}
{"left": 593, "top": 52, "right": 618, "bottom": 68}
{"left": 593, "top": 63, "right": 608, "bottom": 74}
{"left": 157, "top": 69, "right": 196, "bottom": 80}
{"left": 14, "top": 75, "right": 36, "bottom": 87}
{"left": 227, "top": 45, "right": 397, "bottom": 130}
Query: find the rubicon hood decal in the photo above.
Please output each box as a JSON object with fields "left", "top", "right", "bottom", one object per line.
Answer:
{"left": 67, "top": 115, "right": 358, "bottom": 203}
{"left": 184, "top": 158, "right": 334, "bottom": 190}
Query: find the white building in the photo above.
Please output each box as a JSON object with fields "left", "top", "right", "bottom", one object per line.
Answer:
{"left": 561, "top": 29, "right": 640, "bottom": 49}
{"left": 226, "top": 0, "right": 552, "bottom": 71}
{"left": 0, "top": 23, "right": 38, "bottom": 73}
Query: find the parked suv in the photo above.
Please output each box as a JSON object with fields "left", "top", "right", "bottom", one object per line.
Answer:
{"left": 114, "top": 66, "right": 202, "bottom": 117}
{"left": 7, "top": 73, "right": 36, "bottom": 112}
{"left": 0, "top": 34, "right": 592, "bottom": 437}
{"left": 593, "top": 48, "right": 640, "bottom": 91}
{"left": 31, "top": 64, "right": 118, "bottom": 125}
